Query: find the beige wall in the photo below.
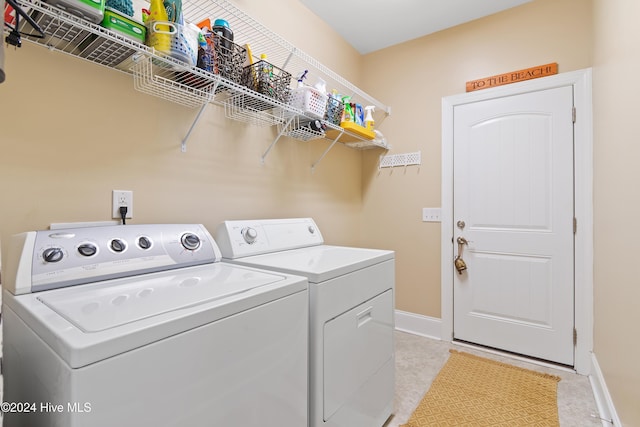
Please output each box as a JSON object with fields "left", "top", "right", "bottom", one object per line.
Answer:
{"left": 0, "top": 0, "right": 364, "bottom": 261}
{"left": 359, "top": 0, "right": 640, "bottom": 423}
{"left": 360, "top": 0, "right": 593, "bottom": 317}
{"left": 592, "top": 0, "right": 640, "bottom": 424}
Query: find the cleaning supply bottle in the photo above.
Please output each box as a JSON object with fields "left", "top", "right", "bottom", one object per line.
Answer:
{"left": 141, "top": 8, "right": 150, "bottom": 23}
{"left": 197, "top": 30, "right": 212, "bottom": 72}
{"left": 212, "top": 18, "right": 233, "bottom": 51}
{"left": 364, "top": 105, "right": 375, "bottom": 131}
{"left": 314, "top": 77, "right": 326, "bottom": 93}
{"left": 163, "top": 0, "right": 183, "bottom": 24}
{"left": 260, "top": 53, "right": 272, "bottom": 73}
{"left": 259, "top": 53, "right": 274, "bottom": 95}
{"left": 341, "top": 95, "right": 353, "bottom": 123}
{"left": 326, "top": 89, "right": 341, "bottom": 124}
{"left": 296, "top": 70, "right": 308, "bottom": 88}
{"left": 148, "top": 0, "right": 171, "bottom": 52}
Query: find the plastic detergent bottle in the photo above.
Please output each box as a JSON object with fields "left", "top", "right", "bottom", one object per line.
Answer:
{"left": 259, "top": 53, "right": 274, "bottom": 95}
{"left": 163, "top": 0, "right": 182, "bottom": 24}
{"left": 364, "top": 105, "right": 375, "bottom": 131}
{"left": 342, "top": 95, "right": 354, "bottom": 123}
{"left": 314, "top": 77, "right": 326, "bottom": 93}
{"left": 212, "top": 18, "right": 233, "bottom": 51}
{"left": 296, "top": 70, "right": 308, "bottom": 88}
{"left": 148, "top": 0, "right": 171, "bottom": 52}
{"left": 197, "top": 31, "right": 212, "bottom": 72}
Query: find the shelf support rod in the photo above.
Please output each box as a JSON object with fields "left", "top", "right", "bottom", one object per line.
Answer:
{"left": 311, "top": 130, "right": 344, "bottom": 173}
{"left": 181, "top": 82, "right": 218, "bottom": 153}
{"left": 261, "top": 116, "right": 295, "bottom": 164}
{"left": 281, "top": 48, "right": 296, "bottom": 71}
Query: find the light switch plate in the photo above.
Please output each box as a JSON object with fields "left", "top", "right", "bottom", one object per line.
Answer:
{"left": 422, "top": 208, "right": 441, "bottom": 222}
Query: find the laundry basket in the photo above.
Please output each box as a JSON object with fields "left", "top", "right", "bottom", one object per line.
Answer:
{"left": 241, "top": 59, "right": 291, "bottom": 105}
{"left": 146, "top": 21, "right": 197, "bottom": 66}
{"left": 287, "top": 86, "right": 328, "bottom": 119}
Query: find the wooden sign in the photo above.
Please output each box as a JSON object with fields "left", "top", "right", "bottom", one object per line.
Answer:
{"left": 466, "top": 63, "right": 558, "bottom": 92}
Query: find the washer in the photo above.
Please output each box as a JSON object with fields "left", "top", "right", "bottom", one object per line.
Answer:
{"left": 215, "top": 218, "right": 395, "bottom": 427}
{"left": 1, "top": 223, "right": 308, "bottom": 427}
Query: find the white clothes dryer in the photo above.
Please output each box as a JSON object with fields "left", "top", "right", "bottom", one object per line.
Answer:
{"left": 215, "top": 218, "right": 395, "bottom": 427}
{"left": 1, "top": 224, "right": 308, "bottom": 427}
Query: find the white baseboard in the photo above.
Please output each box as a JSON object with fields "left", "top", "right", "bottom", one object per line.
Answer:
{"left": 395, "top": 310, "right": 442, "bottom": 340}
{"left": 589, "top": 352, "right": 621, "bottom": 426}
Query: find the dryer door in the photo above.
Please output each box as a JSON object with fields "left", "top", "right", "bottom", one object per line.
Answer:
{"left": 323, "top": 289, "right": 394, "bottom": 420}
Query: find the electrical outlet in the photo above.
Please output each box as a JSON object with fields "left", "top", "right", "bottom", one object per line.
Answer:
{"left": 112, "top": 190, "right": 133, "bottom": 219}
{"left": 422, "top": 207, "right": 441, "bottom": 222}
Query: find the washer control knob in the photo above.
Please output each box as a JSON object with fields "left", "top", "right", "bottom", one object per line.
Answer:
{"left": 241, "top": 227, "right": 258, "bottom": 244}
{"left": 110, "top": 239, "right": 127, "bottom": 253}
{"left": 138, "top": 236, "right": 152, "bottom": 250}
{"left": 43, "top": 247, "right": 64, "bottom": 263}
{"left": 181, "top": 233, "right": 201, "bottom": 251}
{"left": 308, "top": 225, "right": 316, "bottom": 234}
{"left": 77, "top": 243, "right": 97, "bottom": 257}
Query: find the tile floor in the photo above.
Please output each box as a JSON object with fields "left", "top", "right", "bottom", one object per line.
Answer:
{"left": 386, "top": 331, "right": 602, "bottom": 427}
{"left": 0, "top": 325, "right": 603, "bottom": 426}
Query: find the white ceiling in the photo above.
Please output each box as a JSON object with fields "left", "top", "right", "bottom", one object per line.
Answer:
{"left": 298, "top": 0, "right": 533, "bottom": 54}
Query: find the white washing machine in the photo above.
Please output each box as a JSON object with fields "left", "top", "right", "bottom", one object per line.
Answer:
{"left": 215, "top": 218, "right": 395, "bottom": 427}
{"left": 1, "top": 223, "right": 308, "bottom": 427}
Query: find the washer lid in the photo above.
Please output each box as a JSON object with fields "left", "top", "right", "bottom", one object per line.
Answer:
{"left": 5, "top": 263, "right": 307, "bottom": 368}
{"left": 37, "top": 263, "right": 287, "bottom": 332}
{"left": 230, "top": 245, "right": 394, "bottom": 283}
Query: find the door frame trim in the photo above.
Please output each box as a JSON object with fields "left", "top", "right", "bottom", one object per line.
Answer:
{"left": 441, "top": 68, "right": 593, "bottom": 374}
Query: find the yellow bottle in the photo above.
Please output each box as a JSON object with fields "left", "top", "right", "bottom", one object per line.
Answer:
{"left": 148, "top": 0, "right": 171, "bottom": 52}
{"left": 364, "top": 105, "right": 375, "bottom": 131}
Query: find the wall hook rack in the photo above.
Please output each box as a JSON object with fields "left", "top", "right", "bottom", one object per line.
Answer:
{"left": 379, "top": 151, "right": 421, "bottom": 170}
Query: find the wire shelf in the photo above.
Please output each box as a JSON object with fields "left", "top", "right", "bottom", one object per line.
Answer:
{"left": 8, "top": 0, "right": 391, "bottom": 155}
{"left": 181, "top": 0, "right": 390, "bottom": 119}
{"left": 345, "top": 139, "right": 390, "bottom": 150}
{"left": 132, "top": 56, "right": 215, "bottom": 108}
{"left": 13, "top": 0, "right": 148, "bottom": 68}
{"left": 224, "top": 93, "right": 285, "bottom": 126}
{"left": 278, "top": 116, "right": 325, "bottom": 141}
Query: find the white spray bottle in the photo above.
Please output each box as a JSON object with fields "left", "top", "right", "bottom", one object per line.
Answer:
{"left": 364, "top": 106, "right": 375, "bottom": 131}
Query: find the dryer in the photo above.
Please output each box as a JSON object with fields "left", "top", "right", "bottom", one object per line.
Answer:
{"left": 215, "top": 218, "right": 395, "bottom": 427}
{"left": 1, "top": 223, "right": 308, "bottom": 427}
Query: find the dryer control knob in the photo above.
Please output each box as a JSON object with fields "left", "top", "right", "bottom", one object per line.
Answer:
{"left": 242, "top": 227, "right": 258, "bottom": 244}
{"left": 181, "top": 233, "right": 201, "bottom": 251}
{"left": 77, "top": 243, "right": 98, "bottom": 257}
{"left": 43, "top": 247, "right": 64, "bottom": 263}
{"left": 138, "top": 236, "right": 152, "bottom": 250}
{"left": 110, "top": 239, "right": 126, "bottom": 253}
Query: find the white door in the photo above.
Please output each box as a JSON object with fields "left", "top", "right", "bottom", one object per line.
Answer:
{"left": 452, "top": 86, "right": 575, "bottom": 366}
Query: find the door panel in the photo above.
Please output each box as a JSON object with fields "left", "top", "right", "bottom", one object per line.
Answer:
{"left": 453, "top": 86, "right": 574, "bottom": 366}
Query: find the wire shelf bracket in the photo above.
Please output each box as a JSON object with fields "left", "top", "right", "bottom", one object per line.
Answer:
{"left": 181, "top": 87, "right": 217, "bottom": 152}
{"left": 311, "top": 129, "right": 345, "bottom": 173}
